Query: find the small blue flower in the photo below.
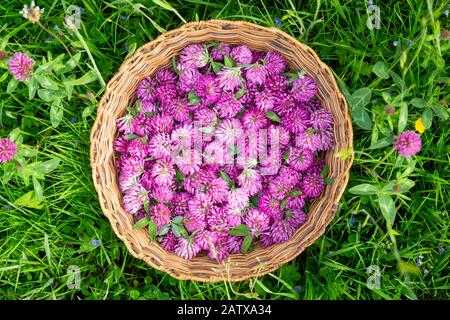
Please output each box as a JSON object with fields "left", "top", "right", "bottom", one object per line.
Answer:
{"left": 416, "top": 255, "right": 423, "bottom": 266}
{"left": 54, "top": 25, "right": 60, "bottom": 31}
{"left": 349, "top": 217, "right": 356, "bottom": 228}
{"left": 294, "top": 285, "right": 302, "bottom": 293}
{"left": 120, "top": 14, "right": 128, "bottom": 21}
{"left": 91, "top": 239, "right": 101, "bottom": 247}
{"left": 124, "top": 45, "right": 130, "bottom": 52}
{"left": 274, "top": 17, "right": 282, "bottom": 27}
{"left": 444, "top": 9, "right": 449, "bottom": 17}
{"left": 45, "top": 36, "right": 53, "bottom": 43}
{"left": 393, "top": 40, "right": 399, "bottom": 47}
{"left": 5, "top": 205, "right": 13, "bottom": 211}
{"left": 368, "top": 0, "right": 374, "bottom": 6}
{"left": 79, "top": 6, "right": 86, "bottom": 15}
{"left": 407, "top": 39, "right": 413, "bottom": 46}
{"left": 437, "top": 243, "right": 447, "bottom": 255}
{"left": 70, "top": 117, "right": 77, "bottom": 124}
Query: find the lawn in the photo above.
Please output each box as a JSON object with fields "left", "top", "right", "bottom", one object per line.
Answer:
{"left": 0, "top": 0, "right": 448, "bottom": 300}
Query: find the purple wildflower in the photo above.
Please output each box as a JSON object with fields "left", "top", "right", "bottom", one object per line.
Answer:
{"left": 281, "top": 108, "right": 309, "bottom": 134}
{"left": 264, "top": 51, "right": 286, "bottom": 75}
{"left": 122, "top": 184, "right": 148, "bottom": 215}
{"left": 8, "top": 52, "right": 35, "bottom": 81}
{"left": 0, "top": 138, "right": 18, "bottom": 163}
{"left": 287, "top": 147, "right": 314, "bottom": 172}
{"left": 217, "top": 67, "right": 242, "bottom": 91}
{"left": 137, "top": 77, "right": 157, "bottom": 102}
{"left": 194, "top": 107, "right": 217, "bottom": 127}
{"left": 245, "top": 64, "right": 267, "bottom": 85}
{"left": 151, "top": 158, "right": 175, "bottom": 186}
{"left": 148, "top": 133, "right": 172, "bottom": 159}
{"left": 245, "top": 208, "right": 270, "bottom": 235}
{"left": 132, "top": 113, "right": 151, "bottom": 136}
{"left": 255, "top": 91, "right": 276, "bottom": 112}
{"left": 393, "top": 130, "right": 422, "bottom": 157}
{"left": 302, "top": 173, "right": 324, "bottom": 198}
{"left": 151, "top": 203, "right": 172, "bottom": 228}
{"left": 291, "top": 76, "right": 317, "bottom": 102}
{"left": 230, "top": 45, "right": 253, "bottom": 64}
{"left": 242, "top": 108, "right": 268, "bottom": 130}
{"left": 175, "top": 237, "right": 201, "bottom": 260}
{"left": 195, "top": 75, "right": 221, "bottom": 105}
{"left": 211, "top": 43, "right": 231, "bottom": 62}
{"left": 180, "top": 44, "right": 209, "bottom": 68}
{"left": 161, "top": 231, "right": 177, "bottom": 252}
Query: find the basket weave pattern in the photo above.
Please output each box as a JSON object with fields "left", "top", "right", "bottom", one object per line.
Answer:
{"left": 90, "top": 20, "right": 353, "bottom": 282}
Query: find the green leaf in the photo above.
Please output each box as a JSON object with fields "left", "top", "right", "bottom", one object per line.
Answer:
{"left": 372, "top": 62, "right": 390, "bottom": 79}
{"left": 59, "top": 52, "right": 81, "bottom": 74}
{"left": 32, "top": 176, "right": 43, "bottom": 202}
{"left": 133, "top": 217, "right": 150, "bottom": 229}
{"left": 389, "top": 71, "right": 405, "bottom": 90}
{"left": 50, "top": 100, "right": 64, "bottom": 128}
{"left": 6, "top": 78, "right": 18, "bottom": 94}
{"left": 158, "top": 224, "right": 170, "bottom": 236}
{"left": 381, "top": 92, "right": 392, "bottom": 104}
{"left": 219, "top": 170, "right": 235, "bottom": 188}
{"left": 210, "top": 61, "right": 222, "bottom": 73}
{"left": 34, "top": 74, "right": 59, "bottom": 90}
{"left": 235, "top": 86, "right": 247, "bottom": 100}
{"left": 266, "top": 111, "right": 280, "bottom": 123}
{"left": 124, "top": 43, "right": 137, "bottom": 60}
{"left": 21, "top": 146, "right": 39, "bottom": 157}
{"left": 188, "top": 91, "right": 201, "bottom": 105}
{"left": 280, "top": 198, "right": 287, "bottom": 211}
{"left": 63, "top": 70, "right": 97, "bottom": 86}
{"left": 37, "top": 89, "right": 66, "bottom": 102}
{"left": 228, "top": 224, "right": 250, "bottom": 237}
{"left": 410, "top": 98, "right": 427, "bottom": 109}
{"left": 8, "top": 128, "right": 22, "bottom": 143}
{"left": 175, "top": 166, "right": 185, "bottom": 184}
{"left": 430, "top": 102, "right": 449, "bottom": 121}
{"left": 197, "top": 126, "right": 215, "bottom": 133}
{"left": 348, "top": 183, "right": 379, "bottom": 195}
{"left": 241, "top": 234, "right": 253, "bottom": 254}
{"left": 324, "top": 178, "right": 334, "bottom": 185}
{"left": 28, "top": 77, "right": 39, "bottom": 100}
{"left": 398, "top": 102, "right": 408, "bottom": 134}
{"left": 421, "top": 108, "right": 433, "bottom": 129}
{"left": 290, "top": 190, "right": 303, "bottom": 197}
{"left": 320, "top": 164, "right": 329, "bottom": 178}
{"left": 368, "top": 135, "right": 394, "bottom": 150}
{"left": 172, "top": 216, "right": 183, "bottom": 225}
{"left": 351, "top": 106, "right": 372, "bottom": 130}
{"left": 82, "top": 105, "right": 95, "bottom": 124}
{"left": 33, "top": 158, "right": 61, "bottom": 176}
{"left": 124, "top": 134, "right": 141, "bottom": 140}
{"left": 14, "top": 191, "right": 44, "bottom": 210}
{"left": 224, "top": 55, "right": 234, "bottom": 68}
{"left": 143, "top": 200, "right": 151, "bottom": 215}
{"left": 378, "top": 194, "right": 396, "bottom": 227}
{"left": 152, "top": 0, "right": 186, "bottom": 23}
{"left": 171, "top": 223, "right": 182, "bottom": 237}
{"left": 148, "top": 220, "right": 158, "bottom": 241}
{"left": 398, "top": 260, "right": 420, "bottom": 275}
{"left": 348, "top": 87, "right": 372, "bottom": 110}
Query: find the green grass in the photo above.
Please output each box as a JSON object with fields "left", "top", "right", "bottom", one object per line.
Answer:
{"left": 0, "top": 0, "right": 449, "bottom": 300}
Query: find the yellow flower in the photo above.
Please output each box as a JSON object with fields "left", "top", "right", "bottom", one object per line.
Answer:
{"left": 415, "top": 118, "right": 425, "bottom": 134}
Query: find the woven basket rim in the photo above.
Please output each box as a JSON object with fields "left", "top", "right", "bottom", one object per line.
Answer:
{"left": 90, "top": 19, "right": 354, "bottom": 282}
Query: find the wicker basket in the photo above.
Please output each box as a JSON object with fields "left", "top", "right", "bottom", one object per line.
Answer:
{"left": 90, "top": 20, "right": 353, "bottom": 282}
